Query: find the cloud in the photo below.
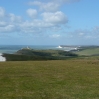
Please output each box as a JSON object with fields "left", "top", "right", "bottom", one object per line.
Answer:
{"left": 0, "top": 0, "right": 79, "bottom": 34}
{"left": 0, "top": 21, "right": 7, "bottom": 27}
{"left": 42, "top": 11, "right": 68, "bottom": 24}
{"left": 79, "top": 32, "right": 84, "bottom": 36}
{"left": 9, "top": 13, "right": 22, "bottom": 23}
{"left": 93, "top": 26, "right": 99, "bottom": 34}
{"left": 0, "top": 0, "right": 77, "bottom": 35}
{"left": 19, "top": 11, "right": 68, "bottom": 33}
{"left": 28, "top": 0, "right": 80, "bottom": 12}
{"left": 28, "top": 1, "right": 60, "bottom": 12}
{"left": 28, "top": 1, "right": 41, "bottom": 6}
{"left": 0, "top": 25, "right": 16, "bottom": 33}
{"left": 0, "top": 8, "right": 22, "bottom": 33}
{"left": 54, "top": 0, "right": 80, "bottom": 3}
{"left": 0, "top": 5, "right": 98, "bottom": 41}
{"left": 20, "top": 18, "right": 66, "bottom": 34}
{"left": 0, "top": 7, "right": 5, "bottom": 18}
{"left": 50, "top": 34, "right": 61, "bottom": 38}
{"left": 66, "top": 28, "right": 99, "bottom": 40}
{"left": 0, "top": 0, "right": 80, "bottom": 34}
{"left": 41, "top": 2, "right": 60, "bottom": 12}
{"left": 19, "top": 10, "right": 68, "bottom": 33}
{"left": 26, "top": 9, "right": 37, "bottom": 18}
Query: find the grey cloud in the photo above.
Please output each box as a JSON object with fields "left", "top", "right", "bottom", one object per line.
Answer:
{"left": 93, "top": 26, "right": 99, "bottom": 34}
{"left": 26, "top": 9, "right": 37, "bottom": 18}
{"left": 0, "top": 7, "right": 5, "bottom": 18}
{"left": 0, "top": 25, "right": 16, "bottom": 33}
{"left": 20, "top": 19, "right": 64, "bottom": 33}
{"left": 9, "top": 13, "right": 22, "bottom": 23}
{"left": 67, "top": 28, "right": 99, "bottom": 39}
{"left": 50, "top": 34, "right": 61, "bottom": 38}
{"left": 0, "top": 21, "right": 7, "bottom": 27}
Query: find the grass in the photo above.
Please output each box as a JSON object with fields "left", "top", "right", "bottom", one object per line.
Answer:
{"left": 0, "top": 59, "right": 99, "bottom": 99}
{"left": 75, "top": 48, "right": 99, "bottom": 56}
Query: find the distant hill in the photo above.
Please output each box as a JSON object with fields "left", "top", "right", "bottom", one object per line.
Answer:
{"left": 3, "top": 49, "right": 78, "bottom": 61}
{"left": 74, "top": 46, "right": 99, "bottom": 56}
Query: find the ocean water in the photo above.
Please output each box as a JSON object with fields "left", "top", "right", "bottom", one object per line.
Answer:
{"left": 0, "top": 45, "right": 59, "bottom": 54}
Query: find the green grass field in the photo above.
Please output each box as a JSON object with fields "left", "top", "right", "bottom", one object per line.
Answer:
{"left": 0, "top": 59, "right": 99, "bottom": 99}
{"left": 75, "top": 47, "right": 99, "bottom": 56}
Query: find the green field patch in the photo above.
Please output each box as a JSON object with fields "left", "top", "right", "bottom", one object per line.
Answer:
{"left": 75, "top": 47, "right": 99, "bottom": 56}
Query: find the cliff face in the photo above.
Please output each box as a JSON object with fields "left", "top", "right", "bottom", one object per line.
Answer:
{"left": 0, "top": 53, "right": 6, "bottom": 61}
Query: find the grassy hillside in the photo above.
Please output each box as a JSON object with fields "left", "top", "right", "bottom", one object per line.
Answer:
{"left": 0, "top": 59, "right": 99, "bottom": 99}
{"left": 16, "top": 49, "right": 78, "bottom": 57}
{"left": 3, "top": 49, "right": 78, "bottom": 61}
{"left": 75, "top": 46, "right": 99, "bottom": 56}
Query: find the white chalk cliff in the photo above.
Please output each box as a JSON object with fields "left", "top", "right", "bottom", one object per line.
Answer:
{"left": 0, "top": 53, "right": 6, "bottom": 61}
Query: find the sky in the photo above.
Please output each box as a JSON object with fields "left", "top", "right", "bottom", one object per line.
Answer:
{"left": 0, "top": 0, "right": 99, "bottom": 45}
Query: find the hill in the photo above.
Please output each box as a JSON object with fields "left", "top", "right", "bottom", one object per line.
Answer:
{"left": 74, "top": 46, "right": 99, "bottom": 56}
{"left": 3, "top": 49, "right": 78, "bottom": 61}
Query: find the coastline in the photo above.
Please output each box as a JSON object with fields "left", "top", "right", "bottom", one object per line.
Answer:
{"left": 0, "top": 53, "right": 6, "bottom": 62}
